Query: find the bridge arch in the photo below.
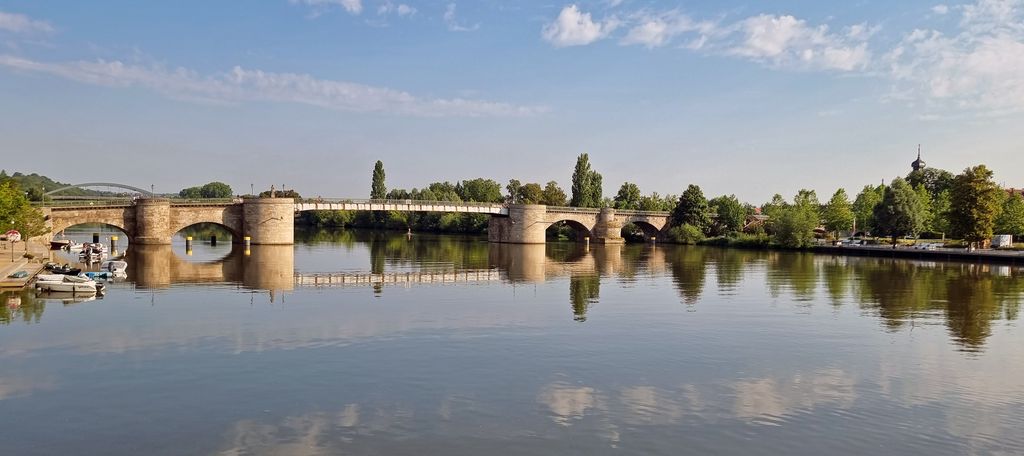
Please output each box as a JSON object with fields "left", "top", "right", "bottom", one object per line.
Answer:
{"left": 623, "top": 220, "right": 663, "bottom": 241}
{"left": 171, "top": 221, "right": 241, "bottom": 241}
{"left": 44, "top": 182, "right": 153, "bottom": 197}
{"left": 546, "top": 219, "right": 594, "bottom": 241}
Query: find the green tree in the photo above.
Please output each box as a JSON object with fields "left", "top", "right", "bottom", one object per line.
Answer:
{"left": 671, "top": 184, "right": 710, "bottom": 231}
{"left": 25, "top": 187, "right": 44, "bottom": 202}
{"left": 639, "top": 192, "right": 670, "bottom": 211}
{"left": 541, "top": 181, "right": 567, "bottom": 206}
{"left": 931, "top": 189, "right": 952, "bottom": 236}
{"left": 708, "top": 194, "right": 745, "bottom": 236}
{"left": 822, "top": 188, "right": 854, "bottom": 238}
{"left": 852, "top": 184, "right": 885, "bottom": 234}
{"left": 760, "top": 193, "right": 788, "bottom": 235}
{"left": 872, "top": 178, "right": 925, "bottom": 246}
{"left": 519, "top": 183, "right": 544, "bottom": 204}
{"left": 907, "top": 167, "right": 954, "bottom": 196}
{"left": 0, "top": 181, "right": 49, "bottom": 241}
{"left": 614, "top": 182, "right": 641, "bottom": 210}
{"left": 914, "top": 184, "right": 935, "bottom": 233}
{"left": 456, "top": 178, "right": 503, "bottom": 203}
{"left": 569, "top": 153, "right": 602, "bottom": 208}
{"left": 995, "top": 193, "right": 1024, "bottom": 240}
{"left": 506, "top": 179, "right": 522, "bottom": 203}
{"left": 949, "top": 165, "right": 1004, "bottom": 247}
{"left": 199, "top": 181, "right": 232, "bottom": 198}
{"left": 775, "top": 191, "right": 819, "bottom": 248}
{"left": 179, "top": 186, "right": 203, "bottom": 198}
{"left": 371, "top": 160, "right": 387, "bottom": 199}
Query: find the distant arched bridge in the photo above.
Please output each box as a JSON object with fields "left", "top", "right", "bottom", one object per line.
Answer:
{"left": 44, "top": 182, "right": 154, "bottom": 197}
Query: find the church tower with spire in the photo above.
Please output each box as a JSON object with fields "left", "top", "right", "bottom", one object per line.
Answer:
{"left": 911, "top": 144, "right": 926, "bottom": 171}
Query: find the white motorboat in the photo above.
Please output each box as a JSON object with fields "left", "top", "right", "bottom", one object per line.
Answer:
{"left": 100, "top": 260, "right": 127, "bottom": 274}
{"left": 35, "top": 274, "right": 104, "bottom": 293}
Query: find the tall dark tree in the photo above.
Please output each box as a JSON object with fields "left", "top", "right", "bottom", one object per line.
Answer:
{"left": 371, "top": 160, "right": 387, "bottom": 200}
{"left": 949, "top": 165, "right": 1004, "bottom": 246}
{"left": 569, "top": 153, "right": 603, "bottom": 208}
{"left": 873, "top": 178, "right": 925, "bottom": 246}
{"left": 671, "top": 184, "right": 710, "bottom": 231}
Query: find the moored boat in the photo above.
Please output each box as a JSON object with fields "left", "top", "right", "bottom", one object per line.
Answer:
{"left": 35, "top": 275, "right": 102, "bottom": 293}
{"left": 44, "top": 263, "right": 83, "bottom": 275}
{"left": 50, "top": 239, "right": 72, "bottom": 250}
{"left": 100, "top": 260, "right": 127, "bottom": 274}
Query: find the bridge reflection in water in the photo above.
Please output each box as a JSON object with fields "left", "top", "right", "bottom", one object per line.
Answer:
{"left": 126, "top": 244, "right": 295, "bottom": 291}
{"left": 124, "top": 242, "right": 665, "bottom": 290}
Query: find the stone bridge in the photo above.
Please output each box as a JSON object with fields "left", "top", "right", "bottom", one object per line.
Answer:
{"left": 42, "top": 198, "right": 670, "bottom": 245}
{"left": 487, "top": 205, "right": 670, "bottom": 244}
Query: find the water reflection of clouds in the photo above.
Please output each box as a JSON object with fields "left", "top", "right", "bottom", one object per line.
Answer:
{"left": 732, "top": 368, "right": 856, "bottom": 423}
{"left": 0, "top": 375, "right": 55, "bottom": 401}
{"left": 878, "top": 338, "right": 1024, "bottom": 453}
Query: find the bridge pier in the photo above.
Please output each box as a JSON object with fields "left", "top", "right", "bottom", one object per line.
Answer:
{"left": 488, "top": 204, "right": 548, "bottom": 244}
{"left": 134, "top": 198, "right": 172, "bottom": 245}
{"left": 243, "top": 197, "right": 294, "bottom": 245}
{"left": 591, "top": 207, "right": 625, "bottom": 244}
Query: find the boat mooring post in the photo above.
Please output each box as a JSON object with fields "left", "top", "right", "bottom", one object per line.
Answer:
{"left": 185, "top": 236, "right": 193, "bottom": 256}
{"left": 243, "top": 236, "right": 251, "bottom": 256}
{"left": 92, "top": 232, "right": 99, "bottom": 243}
{"left": 210, "top": 235, "right": 217, "bottom": 247}
{"left": 110, "top": 235, "right": 118, "bottom": 255}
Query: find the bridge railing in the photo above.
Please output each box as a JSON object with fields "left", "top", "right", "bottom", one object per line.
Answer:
{"left": 297, "top": 198, "right": 508, "bottom": 209}
{"left": 545, "top": 206, "right": 602, "bottom": 214}
{"left": 33, "top": 199, "right": 135, "bottom": 208}
{"left": 170, "top": 198, "right": 242, "bottom": 206}
{"left": 545, "top": 206, "right": 670, "bottom": 217}
{"left": 614, "top": 209, "right": 671, "bottom": 217}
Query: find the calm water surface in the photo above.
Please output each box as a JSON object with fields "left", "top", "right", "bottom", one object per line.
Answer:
{"left": 2, "top": 228, "right": 1023, "bottom": 455}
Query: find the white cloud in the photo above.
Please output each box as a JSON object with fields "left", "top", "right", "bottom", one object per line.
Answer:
{"left": 289, "top": 0, "right": 363, "bottom": 15}
{"left": 620, "top": 11, "right": 716, "bottom": 49}
{"left": 932, "top": 4, "right": 950, "bottom": 15}
{"left": 0, "top": 10, "right": 54, "bottom": 34}
{"left": 378, "top": 1, "right": 415, "bottom": 17}
{"left": 0, "top": 54, "right": 544, "bottom": 117}
{"left": 444, "top": 3, "right": 479, "bottom": 32}
{"left": 542, "top": 5, "right": 619, "bottom": 47}
{"left": 727, "top": 15, "right": 871, "bottom": 71}
{"left": 886, "top": 0, "right": 1024, "bottom": 113}
{"left": 551, "top": 6, "right": 870, "bottom": 70}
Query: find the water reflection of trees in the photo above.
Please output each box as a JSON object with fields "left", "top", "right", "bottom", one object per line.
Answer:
{"left": 569, "top": 275, "right": 600, "bottom": 322}
{"left": 1, "top": 290, "right": 45, "bottom": 325}
{"left": 667, "top": 247, "right": 709, "bottom": 305}
{"left": 849, "top": 260, "right": 1023, "bottom": 351}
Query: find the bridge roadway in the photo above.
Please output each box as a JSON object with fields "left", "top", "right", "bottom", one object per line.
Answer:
{"left": 41, "top": 197, "right": 671, "bottom": 245}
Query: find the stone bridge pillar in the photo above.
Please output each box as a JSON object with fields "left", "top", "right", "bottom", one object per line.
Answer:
{"left": 243, "top": 198, "right": 295, "bottom": 245}
{"left": 488, "top": 204, "right": 547, "bottom": 244}
{"left": 134, "top": 198, "right": 172, "bottom": 245}
{"left": 591, "top": 208, "right": 625, "bottom": 244}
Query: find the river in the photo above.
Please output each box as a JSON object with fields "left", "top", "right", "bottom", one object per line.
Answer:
{"left": 1, "top": 227, "right": 1022, "bottom": 455}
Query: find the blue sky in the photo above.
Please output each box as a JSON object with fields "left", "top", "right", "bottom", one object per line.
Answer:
{"left": 1, "top": 0, "right": 1022, "bottom": 202}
